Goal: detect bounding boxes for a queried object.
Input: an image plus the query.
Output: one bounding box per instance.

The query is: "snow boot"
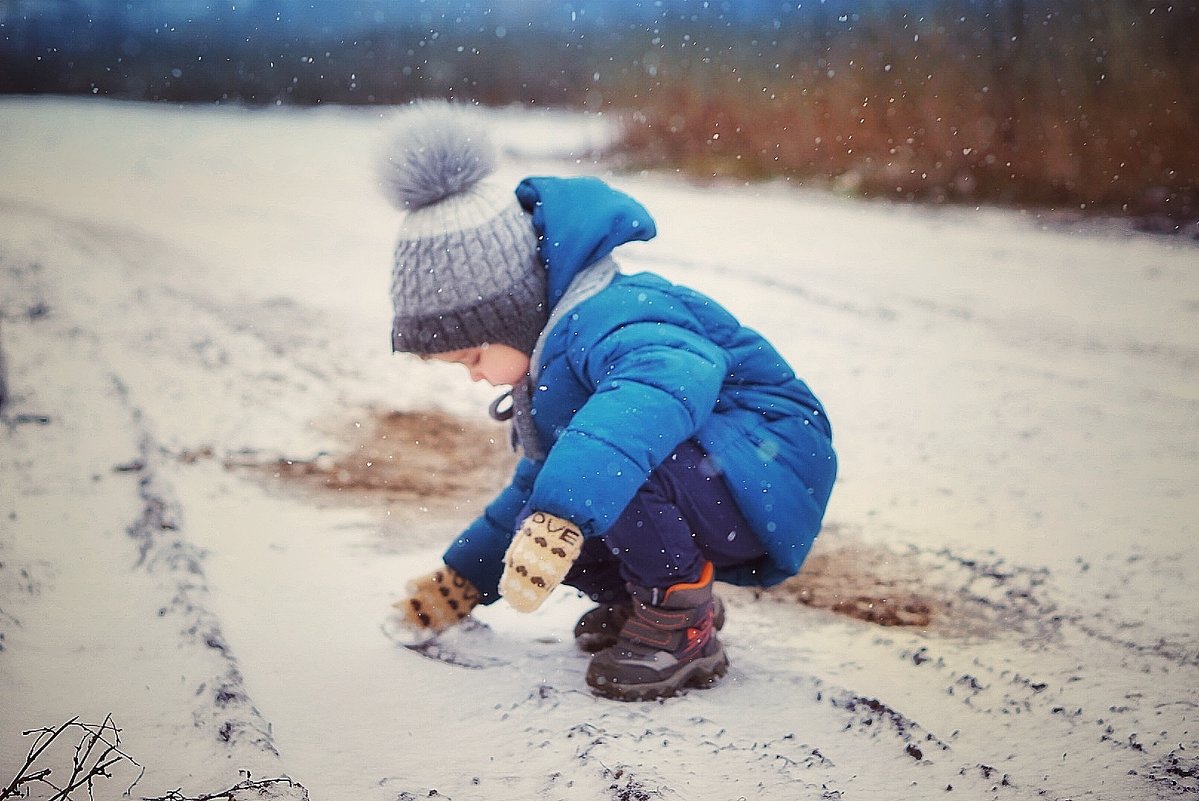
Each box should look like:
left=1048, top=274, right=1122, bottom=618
left=585, top=562, right=728, bottom=701
left=574, top=594, right=726, bottom=653
left=574, top=603, right=633, bottom=653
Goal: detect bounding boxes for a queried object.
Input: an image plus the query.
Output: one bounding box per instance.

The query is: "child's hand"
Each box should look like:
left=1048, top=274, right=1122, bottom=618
left=393, top=564, right=480, bottom=633
left=500, top=512, right=585, bottom=612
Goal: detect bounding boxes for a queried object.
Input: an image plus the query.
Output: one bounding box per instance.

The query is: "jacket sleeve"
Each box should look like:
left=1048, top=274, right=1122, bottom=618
left=442, top=456, right=541, bottom=604
left=528, top=317, right=730, bottom=537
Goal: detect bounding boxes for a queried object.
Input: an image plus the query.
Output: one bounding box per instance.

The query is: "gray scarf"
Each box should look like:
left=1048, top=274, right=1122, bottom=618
left=488, top=256, right=619, bottom=460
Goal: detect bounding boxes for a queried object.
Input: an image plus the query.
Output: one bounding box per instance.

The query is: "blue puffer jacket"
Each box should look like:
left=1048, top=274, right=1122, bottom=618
left=443, top=177, right=837, bottom=602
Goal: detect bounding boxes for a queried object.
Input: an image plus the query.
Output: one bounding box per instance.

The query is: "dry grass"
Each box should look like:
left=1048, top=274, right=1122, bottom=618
left=607, top=4, right=1199, bottom=222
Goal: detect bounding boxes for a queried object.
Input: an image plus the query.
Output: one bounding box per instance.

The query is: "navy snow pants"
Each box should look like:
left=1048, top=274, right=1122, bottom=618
left=563, top=440, right=767, bottom=600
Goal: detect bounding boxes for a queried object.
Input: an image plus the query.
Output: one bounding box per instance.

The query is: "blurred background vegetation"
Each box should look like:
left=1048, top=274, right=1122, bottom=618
left=2, top=0, right=1196, bottom=230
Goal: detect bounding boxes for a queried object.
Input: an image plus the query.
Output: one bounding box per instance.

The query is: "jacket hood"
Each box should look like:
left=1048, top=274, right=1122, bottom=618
left=515, top=176, right=657, bottom=308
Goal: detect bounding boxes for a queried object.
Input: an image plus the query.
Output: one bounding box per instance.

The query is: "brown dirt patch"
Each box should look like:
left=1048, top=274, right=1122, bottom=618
left=228, top=406, right=516, bottom=507
left=749, top=531, right=1059, bottom=637
left=764, top=536, right=941, bottom=628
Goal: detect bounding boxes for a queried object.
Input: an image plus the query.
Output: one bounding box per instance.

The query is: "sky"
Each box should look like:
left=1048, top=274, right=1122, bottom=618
left=3, top=0, right=850, bottom=37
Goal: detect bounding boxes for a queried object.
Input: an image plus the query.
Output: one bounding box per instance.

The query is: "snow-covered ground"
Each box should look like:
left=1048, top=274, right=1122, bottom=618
left=1, top=97, right=1196, bottom=800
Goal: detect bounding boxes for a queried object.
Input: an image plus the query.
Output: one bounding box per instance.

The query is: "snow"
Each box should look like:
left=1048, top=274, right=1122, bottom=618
left=2, top=97, right=1197, bottom=800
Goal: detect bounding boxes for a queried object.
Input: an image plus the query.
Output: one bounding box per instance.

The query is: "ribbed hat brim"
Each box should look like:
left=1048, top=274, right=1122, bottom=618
left=391, top=282, right=546, bottom=354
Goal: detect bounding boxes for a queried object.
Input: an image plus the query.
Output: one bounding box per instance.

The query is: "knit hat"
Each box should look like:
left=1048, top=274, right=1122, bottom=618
left=380, top=101, right=547, bottom=355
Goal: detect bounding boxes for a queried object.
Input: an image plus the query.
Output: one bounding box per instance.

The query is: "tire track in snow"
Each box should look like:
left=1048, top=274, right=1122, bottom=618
left=112, top=374, right=281, bottom=758
left=0, top=209, right=304, bottom=796
left=730, top=544, right=1199, bottom=799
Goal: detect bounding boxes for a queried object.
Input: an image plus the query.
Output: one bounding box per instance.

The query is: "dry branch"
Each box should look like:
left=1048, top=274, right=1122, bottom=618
left=0, top=715, right=144, bottom=801
left=142, top=775, right=308, bottom=801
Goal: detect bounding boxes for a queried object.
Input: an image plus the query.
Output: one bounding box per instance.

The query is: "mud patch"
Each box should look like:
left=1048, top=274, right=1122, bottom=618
left=774, top=536, right=940, bottom=627
left=753, top=531, right=1060, bottom=638
left=230, top=406, right=516, bottom=508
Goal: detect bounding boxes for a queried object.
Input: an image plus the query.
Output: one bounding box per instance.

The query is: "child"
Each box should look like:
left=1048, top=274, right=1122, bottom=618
left=386, top=102, right=836, bottom=701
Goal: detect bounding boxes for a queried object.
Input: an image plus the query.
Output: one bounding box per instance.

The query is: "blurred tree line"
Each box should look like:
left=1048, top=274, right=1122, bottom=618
left=615, top=0, right=1198, bottom=228
left=1, top=0, right=1195, bottom=227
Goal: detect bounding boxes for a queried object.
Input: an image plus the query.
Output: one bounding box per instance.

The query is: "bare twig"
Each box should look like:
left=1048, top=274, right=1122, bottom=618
left=142, top=775, right=307, bottom=801
left=1, top=715, right=144, bottom=801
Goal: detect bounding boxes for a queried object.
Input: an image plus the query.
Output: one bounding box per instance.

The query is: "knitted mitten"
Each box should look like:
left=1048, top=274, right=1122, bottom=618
left=394, top=564, right=480, bottom=633
left=500, top=512, right=585, bottom=612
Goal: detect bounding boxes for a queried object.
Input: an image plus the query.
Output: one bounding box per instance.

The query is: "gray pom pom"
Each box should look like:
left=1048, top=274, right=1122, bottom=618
left=379, top=100, right=497, bottom=211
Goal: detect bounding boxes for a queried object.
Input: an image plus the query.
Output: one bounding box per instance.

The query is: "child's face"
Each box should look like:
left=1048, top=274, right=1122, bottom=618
left=427, top=343, right=531, bottom=387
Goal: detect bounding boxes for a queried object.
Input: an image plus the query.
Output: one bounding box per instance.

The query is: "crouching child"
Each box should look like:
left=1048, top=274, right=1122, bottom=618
left=384, top=103, right=837, bottom=701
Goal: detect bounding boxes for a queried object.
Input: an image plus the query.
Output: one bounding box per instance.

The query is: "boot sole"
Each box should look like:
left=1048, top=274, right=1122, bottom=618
left=587, top=649, right=730, bottom=702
